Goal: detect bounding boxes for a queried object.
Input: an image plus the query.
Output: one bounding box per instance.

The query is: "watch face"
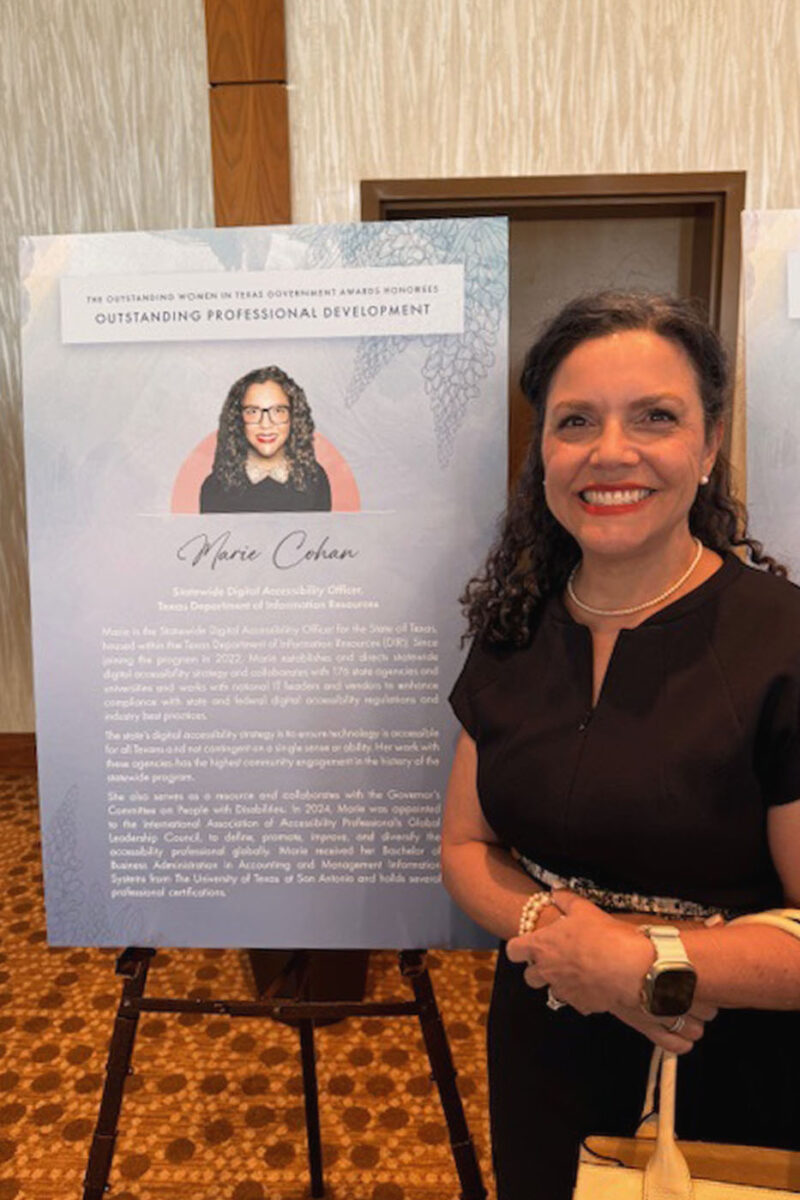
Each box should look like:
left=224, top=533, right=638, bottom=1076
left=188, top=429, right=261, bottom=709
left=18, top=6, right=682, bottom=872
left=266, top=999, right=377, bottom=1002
left=649, top=967, right=697, bottom=1017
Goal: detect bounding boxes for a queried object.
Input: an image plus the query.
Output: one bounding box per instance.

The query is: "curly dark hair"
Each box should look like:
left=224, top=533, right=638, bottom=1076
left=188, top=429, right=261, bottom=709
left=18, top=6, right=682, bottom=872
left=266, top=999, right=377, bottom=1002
left=210, top=365, right=321, bottom=492
left=463, top=291, right=785, bottom=646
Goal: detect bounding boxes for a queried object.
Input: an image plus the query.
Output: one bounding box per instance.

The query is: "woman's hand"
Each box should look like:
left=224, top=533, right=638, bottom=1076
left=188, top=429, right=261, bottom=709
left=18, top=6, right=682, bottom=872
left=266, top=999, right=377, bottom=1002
left=609, top=999, right=718, bottom=1054
left=507, top=890, right=653, bottom=1014
left=507, top=890, right=718, bottom=1048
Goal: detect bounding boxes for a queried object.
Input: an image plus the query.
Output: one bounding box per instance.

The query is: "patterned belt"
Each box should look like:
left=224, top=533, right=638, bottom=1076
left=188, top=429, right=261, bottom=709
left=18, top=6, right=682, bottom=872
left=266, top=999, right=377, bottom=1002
left=513, top=850, right=730, bottom=921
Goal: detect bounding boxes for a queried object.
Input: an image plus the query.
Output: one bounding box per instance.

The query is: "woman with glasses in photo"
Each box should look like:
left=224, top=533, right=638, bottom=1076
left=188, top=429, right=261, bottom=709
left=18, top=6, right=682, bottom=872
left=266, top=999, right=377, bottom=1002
left=200, top=365, right=332, bottom=513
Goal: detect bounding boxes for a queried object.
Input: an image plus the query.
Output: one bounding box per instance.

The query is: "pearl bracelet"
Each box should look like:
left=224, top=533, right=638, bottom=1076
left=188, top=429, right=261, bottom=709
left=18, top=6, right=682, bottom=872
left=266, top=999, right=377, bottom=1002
left=518, top=890, right=553, bottom=936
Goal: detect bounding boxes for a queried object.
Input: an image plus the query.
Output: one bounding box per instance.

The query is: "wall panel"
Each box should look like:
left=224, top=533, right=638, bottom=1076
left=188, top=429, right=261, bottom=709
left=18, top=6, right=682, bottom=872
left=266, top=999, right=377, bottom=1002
left=210, top=82, right=290, bottom=224
left=286, top=0, right=800, bottom=225
left=206, top=0, right=286, bottom=81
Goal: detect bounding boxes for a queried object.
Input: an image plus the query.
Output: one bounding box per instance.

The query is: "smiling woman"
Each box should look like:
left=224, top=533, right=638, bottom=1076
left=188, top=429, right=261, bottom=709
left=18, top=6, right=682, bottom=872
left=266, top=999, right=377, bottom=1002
left=441, top=293, right=800, bottom=1200
left=199, top=366, right=332, bottom=513
left=542, top=329, right=719, bottom=574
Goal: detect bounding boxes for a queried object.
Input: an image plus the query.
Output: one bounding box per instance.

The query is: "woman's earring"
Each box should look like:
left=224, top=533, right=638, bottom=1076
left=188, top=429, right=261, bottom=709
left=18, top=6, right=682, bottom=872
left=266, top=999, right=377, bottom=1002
left=700, top=474, right=710, bottom=486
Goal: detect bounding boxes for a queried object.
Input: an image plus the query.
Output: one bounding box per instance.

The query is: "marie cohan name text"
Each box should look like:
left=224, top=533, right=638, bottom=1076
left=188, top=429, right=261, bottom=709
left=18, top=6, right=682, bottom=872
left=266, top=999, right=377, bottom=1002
left=177, top=529, right=358, bottom=572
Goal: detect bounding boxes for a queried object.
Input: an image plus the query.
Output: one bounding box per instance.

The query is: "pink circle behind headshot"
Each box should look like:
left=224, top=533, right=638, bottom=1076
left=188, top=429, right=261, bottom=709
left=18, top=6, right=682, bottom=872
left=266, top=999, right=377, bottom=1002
left=171, top=433, right=361, bottom=513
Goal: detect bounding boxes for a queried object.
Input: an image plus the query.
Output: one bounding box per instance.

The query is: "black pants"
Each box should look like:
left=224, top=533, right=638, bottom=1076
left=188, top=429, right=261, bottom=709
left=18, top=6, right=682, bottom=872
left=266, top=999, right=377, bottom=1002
left=488, top=947, right=800, bottom=1200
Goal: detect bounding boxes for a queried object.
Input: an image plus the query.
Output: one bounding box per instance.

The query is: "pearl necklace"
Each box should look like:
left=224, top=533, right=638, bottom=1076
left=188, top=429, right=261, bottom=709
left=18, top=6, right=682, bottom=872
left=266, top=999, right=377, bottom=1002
left=566, top=537, right=704, bottom=617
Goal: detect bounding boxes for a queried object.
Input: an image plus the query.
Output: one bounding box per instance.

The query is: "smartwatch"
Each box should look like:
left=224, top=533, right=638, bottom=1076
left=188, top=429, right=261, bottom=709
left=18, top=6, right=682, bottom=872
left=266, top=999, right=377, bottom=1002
left=639, top=925, right=697, bottom=1017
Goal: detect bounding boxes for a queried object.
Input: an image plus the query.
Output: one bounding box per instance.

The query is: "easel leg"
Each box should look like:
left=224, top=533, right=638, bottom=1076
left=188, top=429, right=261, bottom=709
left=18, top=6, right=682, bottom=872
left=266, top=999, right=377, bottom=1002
left=299, top=1017, right=325, bottom=1198
left=400, top=951, right=487, bottom=1200
left=83, top=948, right=155, bottom=1200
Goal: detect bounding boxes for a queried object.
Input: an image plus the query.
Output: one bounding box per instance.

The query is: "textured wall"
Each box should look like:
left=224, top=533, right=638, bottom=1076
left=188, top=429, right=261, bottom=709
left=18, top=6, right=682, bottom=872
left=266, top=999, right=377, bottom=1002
left=0, top=0, right=213, bottom=731
left=286, top=0, right=800, bottom=223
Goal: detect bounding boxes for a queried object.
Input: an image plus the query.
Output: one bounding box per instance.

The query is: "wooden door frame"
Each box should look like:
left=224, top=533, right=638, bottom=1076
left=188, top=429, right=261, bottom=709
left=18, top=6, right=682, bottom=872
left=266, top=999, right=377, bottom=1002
left=362, top=171, right=745, bottom=363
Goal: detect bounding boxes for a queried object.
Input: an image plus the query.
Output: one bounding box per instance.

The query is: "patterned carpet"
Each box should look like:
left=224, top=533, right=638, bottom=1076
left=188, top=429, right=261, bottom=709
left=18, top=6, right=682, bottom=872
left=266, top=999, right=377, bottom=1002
left=0, top=771, right=496, bottom=1200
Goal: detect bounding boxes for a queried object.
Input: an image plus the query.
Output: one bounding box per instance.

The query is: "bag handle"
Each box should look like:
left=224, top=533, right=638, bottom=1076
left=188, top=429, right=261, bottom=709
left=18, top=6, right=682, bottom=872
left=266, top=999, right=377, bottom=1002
left=641, top=1050, right=693, bottom=1200
left=635, top=1045, right=662, bottom=1139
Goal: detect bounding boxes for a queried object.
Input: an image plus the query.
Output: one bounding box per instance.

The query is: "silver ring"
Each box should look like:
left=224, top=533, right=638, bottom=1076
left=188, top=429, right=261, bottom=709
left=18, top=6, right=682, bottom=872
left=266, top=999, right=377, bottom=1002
left=667, top=1014, right=686, bottom=1033
left=546, top=987, right=567, bottom=1011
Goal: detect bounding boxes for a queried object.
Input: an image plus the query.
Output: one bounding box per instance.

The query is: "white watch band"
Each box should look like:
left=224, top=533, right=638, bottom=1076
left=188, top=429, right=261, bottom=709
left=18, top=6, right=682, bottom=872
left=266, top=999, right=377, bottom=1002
left=640, top=925, right=692, bottom=967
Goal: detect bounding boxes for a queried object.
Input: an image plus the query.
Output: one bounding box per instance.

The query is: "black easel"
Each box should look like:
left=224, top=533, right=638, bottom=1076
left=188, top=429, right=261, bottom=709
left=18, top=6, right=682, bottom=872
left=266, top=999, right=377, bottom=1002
left=82, top=947, right=487, bottom=1200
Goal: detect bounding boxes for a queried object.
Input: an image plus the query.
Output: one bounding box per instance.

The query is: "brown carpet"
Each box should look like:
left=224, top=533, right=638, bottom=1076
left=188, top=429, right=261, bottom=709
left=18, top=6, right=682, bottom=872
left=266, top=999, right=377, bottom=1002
left=0, top=771, right=495, bottom=1199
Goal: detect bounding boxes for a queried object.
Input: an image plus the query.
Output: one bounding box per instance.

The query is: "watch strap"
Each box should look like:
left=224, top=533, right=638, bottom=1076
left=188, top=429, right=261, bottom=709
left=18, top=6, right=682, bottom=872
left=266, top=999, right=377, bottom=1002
left=640, top=925, right=692, bottom=967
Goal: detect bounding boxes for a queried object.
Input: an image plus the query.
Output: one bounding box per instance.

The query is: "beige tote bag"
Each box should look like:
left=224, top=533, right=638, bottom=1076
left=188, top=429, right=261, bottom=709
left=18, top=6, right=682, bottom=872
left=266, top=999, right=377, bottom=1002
left=574, top=1048, right=797, bottom=1198
left=574, top=911, right=800, bottom=1199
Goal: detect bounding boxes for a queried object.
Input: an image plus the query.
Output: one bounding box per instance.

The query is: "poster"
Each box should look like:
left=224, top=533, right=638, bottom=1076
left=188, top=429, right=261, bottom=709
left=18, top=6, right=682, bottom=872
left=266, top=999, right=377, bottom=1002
left=21, top=218, right=508, bottom=948
left=742, top=210, right=800, bottom=578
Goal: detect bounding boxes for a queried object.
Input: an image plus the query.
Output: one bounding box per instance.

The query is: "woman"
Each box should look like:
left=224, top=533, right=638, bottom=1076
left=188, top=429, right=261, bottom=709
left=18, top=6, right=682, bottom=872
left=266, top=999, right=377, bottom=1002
left=441, top=293, right=800, bottom=1199
left=200, top=365, right=332, bottom=513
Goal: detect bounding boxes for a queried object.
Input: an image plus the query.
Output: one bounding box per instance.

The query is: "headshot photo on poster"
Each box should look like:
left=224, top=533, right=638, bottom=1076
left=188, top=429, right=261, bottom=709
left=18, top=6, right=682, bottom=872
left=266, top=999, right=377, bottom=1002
left=171, top=364, right=361, bottom=516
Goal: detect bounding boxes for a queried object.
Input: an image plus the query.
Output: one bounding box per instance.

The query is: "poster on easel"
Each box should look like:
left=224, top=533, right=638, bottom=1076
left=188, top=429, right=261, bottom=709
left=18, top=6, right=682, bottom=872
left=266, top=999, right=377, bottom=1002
left=21, top=218, right=508, bottom=949
left=742, top=210, right=800, bottom=578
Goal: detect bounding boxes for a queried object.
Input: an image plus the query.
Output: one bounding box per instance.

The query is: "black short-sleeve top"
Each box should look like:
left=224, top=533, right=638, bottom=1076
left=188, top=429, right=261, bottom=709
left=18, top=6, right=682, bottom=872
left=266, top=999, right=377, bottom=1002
left=449, top=555, right=800, bottom=914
